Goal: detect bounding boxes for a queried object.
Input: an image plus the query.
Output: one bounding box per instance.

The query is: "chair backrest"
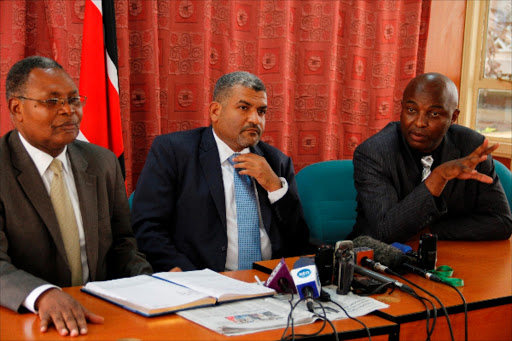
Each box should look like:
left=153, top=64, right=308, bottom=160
left=128, top=191, right=135, bottom=210
left=296, top=160, right=357, bottom=245
left=494, top=160, right=512, bottom=211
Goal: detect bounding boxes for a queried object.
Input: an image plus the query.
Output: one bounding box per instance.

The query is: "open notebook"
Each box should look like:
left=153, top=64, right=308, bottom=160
left=81, top=269, right=276, bottom=317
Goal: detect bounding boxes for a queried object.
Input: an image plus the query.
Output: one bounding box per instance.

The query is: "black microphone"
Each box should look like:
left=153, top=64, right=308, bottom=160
left=353, top=236, right=415, bottom=273
left=354, top=264, right=415, bottom=295
left=403, top=263, right=443, bottom=283
left=362, top=251, right=444, bottom=285
left=361, top=256, right=393, bottom=275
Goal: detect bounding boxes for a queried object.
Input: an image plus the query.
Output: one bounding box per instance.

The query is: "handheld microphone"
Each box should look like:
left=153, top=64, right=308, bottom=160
left=361, top=257, right=393, bottom=275
left=403, top=263, right=443, bottom=283
left=315, top=244, right=334, bottom=285
left=334, top=241, right=355, bottom=295
left=291, top=257, right=321, bottom=312
left=418, top=233, right=438, bottom=270
left=264, top=258, right=297, bottom=294
left=354, top=264, right=415, bottom=295
left=361, top=245, right=444, bottom=285
left=353, top=236, right=415, bottom=273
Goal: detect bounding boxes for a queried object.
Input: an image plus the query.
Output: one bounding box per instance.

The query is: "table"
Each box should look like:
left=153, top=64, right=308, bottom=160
left=0, top=269, right=397, bottom=340
left=254, top=238, right=512, bottom=341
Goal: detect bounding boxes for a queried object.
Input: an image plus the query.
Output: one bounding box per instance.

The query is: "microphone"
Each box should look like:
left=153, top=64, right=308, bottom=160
left=264, top=258, right=297, bottom=294
left=359, top=241, right=444, bottom=285
left=403, top=263, right=443, bottom=283
left=315, top=244, right=334, bottom=285
left=353, top=236, right=415, bottom=273
left=361, top=256, right=393, bottom=275
left=291, top=257, right=321, bottom=312
left=354, top=264, right=415, bottom=295
left=391, top=242, right=418, bottom=258
left=334, top=240, right=355, bottom=295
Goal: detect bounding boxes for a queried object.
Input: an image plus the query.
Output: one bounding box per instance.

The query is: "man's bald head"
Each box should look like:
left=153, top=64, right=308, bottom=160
left=403, top=73, right=459, bottom=110
left=400, top=73, right=460, bottom=153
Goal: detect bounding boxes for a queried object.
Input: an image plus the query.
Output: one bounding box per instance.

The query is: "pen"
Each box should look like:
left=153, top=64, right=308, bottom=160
left=254, top=275, right=264, bottom=286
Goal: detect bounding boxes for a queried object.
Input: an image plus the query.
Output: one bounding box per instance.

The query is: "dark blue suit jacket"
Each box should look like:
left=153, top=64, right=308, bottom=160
left=132, top=126, right=310, bottom=271
left=349, top=122, right=512, bottom=243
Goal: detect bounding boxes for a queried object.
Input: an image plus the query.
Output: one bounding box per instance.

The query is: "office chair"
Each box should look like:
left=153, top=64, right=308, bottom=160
left=494, top=160, right=512, bottom=211
left=128, top=191, right=135, bottom=210
left=296, top=160, right=357, bottom=245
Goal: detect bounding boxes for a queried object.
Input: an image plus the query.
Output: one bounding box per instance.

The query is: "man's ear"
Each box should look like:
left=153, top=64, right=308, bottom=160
left=451, top=109, right=460, bottom=123
left=8, top=97, right=23, bottom=122
left=209, top=101, right=221, bottom=123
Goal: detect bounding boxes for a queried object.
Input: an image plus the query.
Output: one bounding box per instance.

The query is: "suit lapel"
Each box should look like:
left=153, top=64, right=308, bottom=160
left=8, top=132, right=69, bottom=266
left=250, top=144, right=272, bottom=233
left=67, top=143, right=99, bottom=280
left=199, top=127, right=227, bottom=229
left=401, top=140, right=422, bottom=195
left=394, top=124, right=422, bottom=196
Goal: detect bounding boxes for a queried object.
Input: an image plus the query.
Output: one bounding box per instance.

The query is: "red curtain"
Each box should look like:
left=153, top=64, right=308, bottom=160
left=0, top=0, right=431, bottom=193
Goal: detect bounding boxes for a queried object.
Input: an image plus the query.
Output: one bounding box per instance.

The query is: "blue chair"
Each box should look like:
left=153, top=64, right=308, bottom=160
left=128, top=191, right=135, bottom=210
left=494, top=160, right=512, bottom=211
left=296, top=160, right=357, bottom=245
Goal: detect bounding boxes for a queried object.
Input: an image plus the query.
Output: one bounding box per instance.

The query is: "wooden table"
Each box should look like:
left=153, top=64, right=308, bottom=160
left=254, top=238, right=512, bottom=341
left=0, top=269, right=397, bottom=340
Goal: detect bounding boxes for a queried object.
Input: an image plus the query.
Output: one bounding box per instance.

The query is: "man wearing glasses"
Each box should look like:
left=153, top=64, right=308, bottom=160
left=0, top=56, right=152, bottom=336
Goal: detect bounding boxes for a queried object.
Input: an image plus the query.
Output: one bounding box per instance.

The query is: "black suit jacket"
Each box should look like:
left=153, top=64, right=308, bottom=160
left=132, top=126, right=310, bottom=271
left=0, top=130, right=152, bottom=312
left=349, top=122, right=512, bottom=243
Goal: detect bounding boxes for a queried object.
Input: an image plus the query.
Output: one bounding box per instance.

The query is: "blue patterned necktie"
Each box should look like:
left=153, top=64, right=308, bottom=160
left=228, top=153, right=261, bottom=270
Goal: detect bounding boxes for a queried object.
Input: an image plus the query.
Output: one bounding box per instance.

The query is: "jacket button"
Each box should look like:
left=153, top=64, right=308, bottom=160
left=221, top=246, right=226, bottom=252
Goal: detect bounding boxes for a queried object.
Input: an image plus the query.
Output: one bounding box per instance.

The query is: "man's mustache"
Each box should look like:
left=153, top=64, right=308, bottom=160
left=241, top=124, right=262, bottom=135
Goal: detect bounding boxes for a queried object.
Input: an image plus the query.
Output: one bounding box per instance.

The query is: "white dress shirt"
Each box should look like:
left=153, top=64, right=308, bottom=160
left=18, top=133, right=89, bottom=312
left=212, top=130, right=288, bottom=271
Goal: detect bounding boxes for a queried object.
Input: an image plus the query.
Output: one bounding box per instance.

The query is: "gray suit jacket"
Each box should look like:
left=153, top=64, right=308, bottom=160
left=0, top=130, right=152, bottom=312
left=348, top=122, right=512, bottom=243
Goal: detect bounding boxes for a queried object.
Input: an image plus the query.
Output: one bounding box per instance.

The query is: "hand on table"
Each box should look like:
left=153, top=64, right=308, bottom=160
left=35, top=288, right=104, bottom=336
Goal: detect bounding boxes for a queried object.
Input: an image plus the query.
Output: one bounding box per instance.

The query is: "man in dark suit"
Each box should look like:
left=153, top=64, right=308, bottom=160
left=132, top=71, right=310, bottom=272
left=349, top=73, right=512, bottom=243
left=0, top=56, right=152, bottom=336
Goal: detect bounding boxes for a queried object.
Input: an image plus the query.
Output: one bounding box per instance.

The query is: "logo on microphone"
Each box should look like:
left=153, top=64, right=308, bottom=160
left=297, top=269, right=311, bottom=278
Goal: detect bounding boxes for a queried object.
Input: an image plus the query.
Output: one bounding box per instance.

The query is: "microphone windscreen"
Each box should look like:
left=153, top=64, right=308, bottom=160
left=352, top=236, right=413, bottom=272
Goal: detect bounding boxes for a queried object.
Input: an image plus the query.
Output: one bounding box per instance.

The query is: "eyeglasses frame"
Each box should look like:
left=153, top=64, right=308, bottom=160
left=15, top=95, right=88, bottom=109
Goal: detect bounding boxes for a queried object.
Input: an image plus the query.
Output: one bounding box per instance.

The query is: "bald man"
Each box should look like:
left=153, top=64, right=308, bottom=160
left=348, top=73, right=512, bottom=243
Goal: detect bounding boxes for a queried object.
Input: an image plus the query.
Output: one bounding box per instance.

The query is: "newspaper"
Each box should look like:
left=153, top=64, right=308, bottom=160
left=178, top=286, right=388, bottom=336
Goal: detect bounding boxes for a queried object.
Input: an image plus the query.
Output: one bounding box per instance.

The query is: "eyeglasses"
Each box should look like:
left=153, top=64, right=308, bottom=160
left=16, top=95, right=87, bottom=109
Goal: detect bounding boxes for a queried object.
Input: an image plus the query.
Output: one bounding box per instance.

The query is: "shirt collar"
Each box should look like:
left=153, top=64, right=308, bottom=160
left=212, top=129, right=250, bottom=164
left=18, top=131, right=70, bottom=177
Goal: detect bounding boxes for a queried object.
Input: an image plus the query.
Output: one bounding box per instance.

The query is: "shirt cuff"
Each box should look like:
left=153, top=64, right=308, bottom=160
left=268, top=177, right=288, bottom=204
left=23, top=285, right=60, bottom=313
